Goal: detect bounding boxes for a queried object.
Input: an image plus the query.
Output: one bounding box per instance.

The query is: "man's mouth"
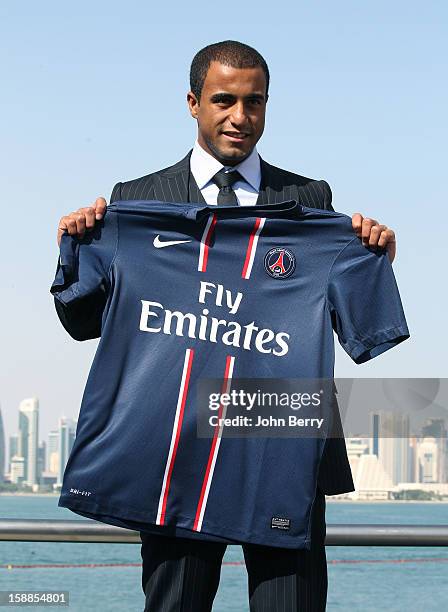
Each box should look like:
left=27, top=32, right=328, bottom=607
left=221, top=131, right=251, bottom=142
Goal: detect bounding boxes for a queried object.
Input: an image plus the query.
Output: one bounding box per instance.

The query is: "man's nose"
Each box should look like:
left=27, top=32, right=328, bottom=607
left=229, top=102, right=248, bottom=126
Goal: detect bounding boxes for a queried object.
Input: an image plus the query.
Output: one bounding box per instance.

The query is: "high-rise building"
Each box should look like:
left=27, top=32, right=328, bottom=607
left=47, top=430, right=59, bottom=475
left=10, top=456, right=25, bottom=484
left=8, top=434, right=19, bottom=474
left=421, top=419, right=447, bottom=483
left=18, top=398, right=39, bottom=487
left=57, top=417, right=76, bottom=486
left=0, top=406, right=5, bottom=482
left=370, top=411, right=411, bottom=485
left=416, top=437, right=439, bottom=483
left=37, top=441, right=46, bottom=482
left=408, top=436, right=418, bottom=482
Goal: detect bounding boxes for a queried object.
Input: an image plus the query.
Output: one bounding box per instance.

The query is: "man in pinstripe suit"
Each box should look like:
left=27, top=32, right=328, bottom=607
left=56, top=41, right=397, bottom=611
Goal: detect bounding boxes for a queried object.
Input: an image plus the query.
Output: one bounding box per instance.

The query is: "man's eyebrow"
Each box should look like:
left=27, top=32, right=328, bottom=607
left=210, top=92, right=236, bottom=103
left=245, top=93, right=265, bottom=100
left=210, top=92, right=266, bottom=103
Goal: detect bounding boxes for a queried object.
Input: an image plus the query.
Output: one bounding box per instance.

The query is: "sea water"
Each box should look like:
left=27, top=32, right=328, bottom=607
left=0, top=495, right=447, bottom=611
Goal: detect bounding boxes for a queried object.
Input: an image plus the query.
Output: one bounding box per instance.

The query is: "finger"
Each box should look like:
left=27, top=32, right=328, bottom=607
left=351, top=213, right=363, bottom=235
left=73, top=212, right=87, bottom=236
left=377, top=228, right=396, bottom=249
left=77, top=206, right=96, bottom=230
left=368, top=224, right=388, bottom=247
left=361, top=218, right=378, bottom=242
left=57, top=215, right=78, bottom=246
left=60, top=215, right=79, bottom=236
left=57, top=215, right=75, bottom=245
left=387, top=240, right=396, bottom=264
left=93, top=197, right=107, bottom=220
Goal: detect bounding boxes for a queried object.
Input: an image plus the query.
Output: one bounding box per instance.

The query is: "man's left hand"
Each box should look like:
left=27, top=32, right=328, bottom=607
left=351, top=213, right=396, bottom=264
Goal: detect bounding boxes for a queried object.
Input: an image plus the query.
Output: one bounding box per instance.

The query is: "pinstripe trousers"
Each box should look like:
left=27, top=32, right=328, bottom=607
left=140, top=488, right=327, bottom=611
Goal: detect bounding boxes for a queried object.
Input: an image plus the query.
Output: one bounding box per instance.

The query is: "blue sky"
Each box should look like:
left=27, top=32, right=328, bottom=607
left=0, top=1, right=446, bottom=444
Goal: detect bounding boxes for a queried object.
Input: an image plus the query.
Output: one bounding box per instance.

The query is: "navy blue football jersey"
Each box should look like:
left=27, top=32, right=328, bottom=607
left=50, top=200, right=409, bottom=549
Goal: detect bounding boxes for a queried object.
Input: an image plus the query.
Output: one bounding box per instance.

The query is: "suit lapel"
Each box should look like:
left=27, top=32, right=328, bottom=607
left=155, top=150, right=207, bottom=204
left=256, top=158, right=289, bottom=205
left=188, top=172, right=207, bottom=204
left=153, top=153, right=190, bottom=203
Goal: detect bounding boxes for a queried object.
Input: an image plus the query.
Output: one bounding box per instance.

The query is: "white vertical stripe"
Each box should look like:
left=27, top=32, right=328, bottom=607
left=195, top=355, right=235, bottom=531
left=156, top=348, right=192, bottom=524
left=244, top=217, right=266, bottom=279
left=198, top=214, right=215, bottom=271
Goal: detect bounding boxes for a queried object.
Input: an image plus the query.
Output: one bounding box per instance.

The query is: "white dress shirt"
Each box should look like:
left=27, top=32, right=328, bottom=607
left=190, top=140, right=261, bottom=206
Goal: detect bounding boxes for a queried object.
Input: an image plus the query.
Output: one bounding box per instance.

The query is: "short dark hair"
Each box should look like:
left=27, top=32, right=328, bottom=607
left=190, top=40, right=270, bottom=101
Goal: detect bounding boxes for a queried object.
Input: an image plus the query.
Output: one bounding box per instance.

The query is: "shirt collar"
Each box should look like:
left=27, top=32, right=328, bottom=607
left=190, top=140, right=261, bottom=191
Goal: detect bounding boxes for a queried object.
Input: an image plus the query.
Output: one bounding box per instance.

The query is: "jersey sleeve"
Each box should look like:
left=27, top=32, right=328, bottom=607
left=50, top=208, right=118, bottom=341
left=326, top=237, right=410, bottom=364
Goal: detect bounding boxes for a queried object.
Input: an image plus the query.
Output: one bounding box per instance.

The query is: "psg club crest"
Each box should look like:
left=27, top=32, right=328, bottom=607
left=264, top=247, right=296, bottom=279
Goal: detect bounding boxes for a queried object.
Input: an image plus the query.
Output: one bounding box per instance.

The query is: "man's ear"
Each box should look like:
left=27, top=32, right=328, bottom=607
left=187, top=91, right=199, bottom=119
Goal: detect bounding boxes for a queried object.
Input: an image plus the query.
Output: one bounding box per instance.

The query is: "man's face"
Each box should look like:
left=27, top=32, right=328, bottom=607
left=187, top=61, right=268, bottom=166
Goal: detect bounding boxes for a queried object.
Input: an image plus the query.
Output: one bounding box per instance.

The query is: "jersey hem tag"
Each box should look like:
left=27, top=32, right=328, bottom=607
left=271, top=516, right=291, bottom=530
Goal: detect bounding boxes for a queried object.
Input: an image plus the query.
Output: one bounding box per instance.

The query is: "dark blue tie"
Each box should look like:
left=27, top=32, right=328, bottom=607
left=211, top=168, right=243, bottom=206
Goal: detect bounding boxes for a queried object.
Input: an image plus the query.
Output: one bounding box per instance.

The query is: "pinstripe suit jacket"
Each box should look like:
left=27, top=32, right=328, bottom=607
left=110, top=151, right=333, bottom=209
left=109, top=150, right=355, bottom=496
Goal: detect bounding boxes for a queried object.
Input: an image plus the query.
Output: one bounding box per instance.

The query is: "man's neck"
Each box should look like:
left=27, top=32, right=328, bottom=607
left=191, top=140, right=261, bottom=192
left=196, top=139, right=256, bottom=167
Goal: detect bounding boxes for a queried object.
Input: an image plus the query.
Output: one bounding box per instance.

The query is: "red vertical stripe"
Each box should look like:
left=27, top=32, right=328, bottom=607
left=242, top=217, right=262, bottom=278
left=193, top=355, right=233, bottom=530
left=158, top=348, right=194, bottom=525
left=201, top=214, right=217, bottom=272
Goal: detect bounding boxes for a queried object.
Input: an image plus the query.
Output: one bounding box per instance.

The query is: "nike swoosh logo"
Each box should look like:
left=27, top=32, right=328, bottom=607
left=153, top=235, right=192, bottom=248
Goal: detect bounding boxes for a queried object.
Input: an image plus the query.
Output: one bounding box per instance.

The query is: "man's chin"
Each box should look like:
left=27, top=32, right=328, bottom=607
left=209, top=142, right=253, bottom=165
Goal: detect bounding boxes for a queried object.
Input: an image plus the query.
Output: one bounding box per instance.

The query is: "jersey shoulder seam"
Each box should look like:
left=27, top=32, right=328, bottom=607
left=106, top=205, right=120, bottom=279
left=324, top=235, right=360, bottom=309
left=300, top=204, right=350, bottom=219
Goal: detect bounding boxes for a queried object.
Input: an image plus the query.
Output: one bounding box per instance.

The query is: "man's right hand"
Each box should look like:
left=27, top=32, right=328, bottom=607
left=57, top=197, right=108, bottom=246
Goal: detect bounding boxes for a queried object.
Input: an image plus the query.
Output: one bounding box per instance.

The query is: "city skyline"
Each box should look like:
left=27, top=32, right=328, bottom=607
left=1, top=400, right=446, bottom=499
left=1, top=401, right=77, bottom=491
